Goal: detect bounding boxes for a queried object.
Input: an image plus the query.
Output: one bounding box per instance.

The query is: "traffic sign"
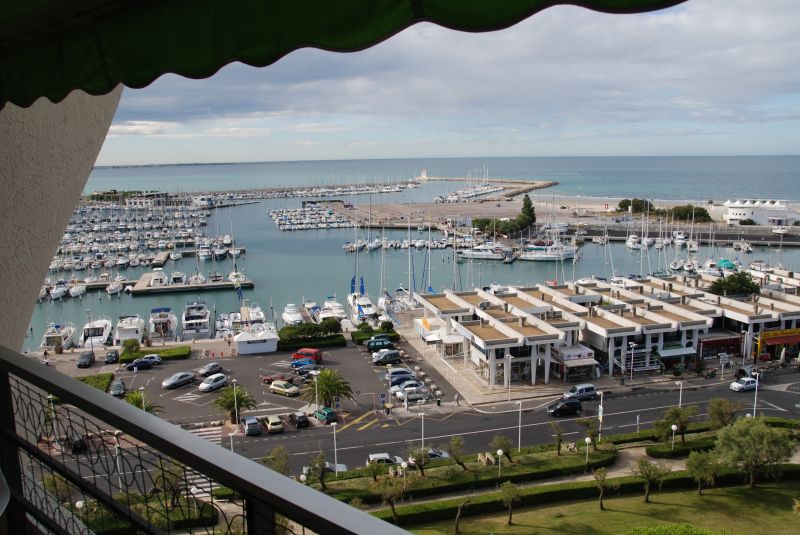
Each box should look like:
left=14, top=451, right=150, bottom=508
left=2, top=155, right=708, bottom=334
left=335, top=396, right=340, bottom=402
left=380, top=393, right=386, bottom=399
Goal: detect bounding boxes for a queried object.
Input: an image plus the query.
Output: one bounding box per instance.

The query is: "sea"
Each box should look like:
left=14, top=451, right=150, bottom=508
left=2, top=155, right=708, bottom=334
left=24, top=156, right=800, bottom=351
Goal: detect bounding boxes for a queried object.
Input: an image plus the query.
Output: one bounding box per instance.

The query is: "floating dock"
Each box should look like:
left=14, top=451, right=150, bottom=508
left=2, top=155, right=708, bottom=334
left=129, top=272, right=254, bottom=296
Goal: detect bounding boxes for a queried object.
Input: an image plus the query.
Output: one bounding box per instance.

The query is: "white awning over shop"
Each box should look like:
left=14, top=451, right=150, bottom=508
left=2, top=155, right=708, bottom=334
left=423, top=332, right=442, bottom=343
left=659, top=347, right=697, bottom=358
left=564, top=358, right=599, bottom=368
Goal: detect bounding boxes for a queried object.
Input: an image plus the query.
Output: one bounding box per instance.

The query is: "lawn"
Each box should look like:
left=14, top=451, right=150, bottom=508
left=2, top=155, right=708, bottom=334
left=408, top=482, right=800, bottom=535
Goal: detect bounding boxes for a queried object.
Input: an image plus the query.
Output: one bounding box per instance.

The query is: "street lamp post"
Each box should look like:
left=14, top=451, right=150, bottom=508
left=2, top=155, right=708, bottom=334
left=138, top=386, right=145, bottom=411
left=676, top=381, right=683, bottom=408
left=753, top=372, right=760, bottom=417
left=189, top=486, right=200, bottom=517
left=629, top=342, right=636, bottom=384
left=584, top=437, right=592, bottom=471
left=497, top=449, right=503, bottom=477
left=400, top=461, right=408, bottom=491
left=598, top=391, right=604, bottom=441
left=420, top=413, right=425, bottom=449
left=671, top=424, right=678, bottom=450
left=86, top=309, right=94, bottom=352
left=231, top=378, right=239, bottom=428
left=331, top=422, right=338, bottom=477
left=314, top=377, right=319, bottom=410
left=46, top=394, right=56, bottom=439
left=517, top=401, right=522, bottom=452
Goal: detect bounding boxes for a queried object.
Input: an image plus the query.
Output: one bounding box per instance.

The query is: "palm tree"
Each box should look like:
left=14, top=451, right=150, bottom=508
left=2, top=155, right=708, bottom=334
left=212, top=385, right=257, bottom=422
left=300, top=369, right=353, bottom=408
left=124, top=390, right=162, bottom=414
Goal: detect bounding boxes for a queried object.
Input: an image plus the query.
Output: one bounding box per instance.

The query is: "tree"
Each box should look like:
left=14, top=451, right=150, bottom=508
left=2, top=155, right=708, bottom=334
left=372, top=475, right=405, bottom=525
left=708, top=398, right=743, bottom=430
left=122, top=338, right=140, bottom=354
left=445, top=436, right=468, bottom=471
left=686, top=450, right=721, bottom=495
left=407, top=446, right=430, bottom=477
left=576, top=418, right=599, bottom=450
left=521, top=194, right=536, bottom=226
left=715, top=417, right=793, bottom=488
left=153, top=460, right=186, bottom=511
left=124, top=390, right=162, bottom=414
left=661, top=405, right=699, bottom=446
left=212, top=385, right=257, bottom=422
left=261, top=445, right=290, bottom=476
left=669, top=204, right=712, bottom=223
left=709, top=271, right=760, bottom=297
left=308, top=452, right=328, bottom=491
left=632, top=459, right=671, bottom=503
left=500, top=481, right=521, bottom=525
left=454, top=495, right=473, bottom=534
left=593, top=467, right=618, bottom=510
left=550, top=422, right=563, bottom=457
left=300, top=368, right=353, bottom=408
left=489, top=435, right=514, bottom=463
left=365, top=460, right=383, bottom=482
left=618, top=198, right=654, bottom=213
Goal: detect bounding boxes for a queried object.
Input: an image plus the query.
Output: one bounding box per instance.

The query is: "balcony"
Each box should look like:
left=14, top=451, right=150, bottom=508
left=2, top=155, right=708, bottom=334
left=0, top=344, right=406, bottom=534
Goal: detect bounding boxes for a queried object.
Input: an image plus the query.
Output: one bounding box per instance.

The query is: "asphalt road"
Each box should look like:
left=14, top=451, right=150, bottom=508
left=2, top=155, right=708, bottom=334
left=226, top=369, right=800, bottom=474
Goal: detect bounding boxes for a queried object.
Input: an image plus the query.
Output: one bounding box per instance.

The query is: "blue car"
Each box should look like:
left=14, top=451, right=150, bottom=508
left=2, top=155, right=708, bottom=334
left=291, top=358, right=315, bottom=368
left=126, top=358, right=153, bottom=371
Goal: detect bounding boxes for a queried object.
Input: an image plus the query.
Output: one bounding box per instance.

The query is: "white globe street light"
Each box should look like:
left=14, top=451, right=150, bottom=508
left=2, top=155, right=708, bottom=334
left=400, top=461, right=408, bottom=490
left=138, top=386, right=145, bottom=411
left=299, top=474, right=307, bottom=484
left=497, top=449, right=503, bottom=477
left=584, top=436, right=592, bottom=470
left=671, top=424, right=678, bottom=450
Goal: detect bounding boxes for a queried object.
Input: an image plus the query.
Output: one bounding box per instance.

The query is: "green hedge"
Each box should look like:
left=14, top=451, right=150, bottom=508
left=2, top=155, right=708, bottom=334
left=277, top=334, right=347, bottom=351
left=602, top=422, right=712, bottom=445
left=328, top=449, right=616, bottom=504
left=373, top=464, right=800, bottom=526
left=211, top=486, right=239, bottom=500
left=76, top=372, right=115, bottom=393
left=646, top=437, right=716, bottom=458
left=351, top=330, right=401, bottom=345
left=120, top=345, right=192, bottom=363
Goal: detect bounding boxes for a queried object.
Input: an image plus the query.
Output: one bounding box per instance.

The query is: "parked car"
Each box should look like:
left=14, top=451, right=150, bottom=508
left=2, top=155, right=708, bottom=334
left=730, top=377, right=758, bottom=392
left=161, top=371, right=195, bottom=389
left=126, top=358, right=152, bottom=371
left=292, top=348, right=322, bottom=362
left=389, top=374, right=418, bottom=388
left=198, top=373, right=227, bottom=392
left=390, top=379, right=424, bottom=394
left=104, top=349, right=119, bottom=364
left=547, top=398, right=583, bottom=417
left=198, top=362, right=223, bottom=377
left=241, top=416, right=262, bottom=436
left=395, top=387, right=430, bottom=402
left=291, top=358, right=316, bottom=369
left=269, top=380, right=300, bottom=397
left=261, top=372, right=295, bottom=384
left=313, top=407, right=337, bottom=424
left=295, top=364, right=324, bottom=378
left=366, top=453, right=404, bottom=466
left=562, top=383, right=598, bottom=401
left=141, top=353, right=162, bottom=365
left=366, top=338, right=395, bottom=352
left=368, top=334, right=393, bottom=342
left=77, top=351, right=95, bottom=368
left=372, top=349, right=402, bottom=366
left=109, top=377, right=126, bottom=397
left=63, top=434, right=89, bottom=454
left=288, top=412, right=309, bottom=428
left=385, top=368, right=415, bottom=381
left=265, top=415, right=283, bottom=433
left=302, top=462, right=348, bottom=475
left=408, top=447, right=450, bottom=466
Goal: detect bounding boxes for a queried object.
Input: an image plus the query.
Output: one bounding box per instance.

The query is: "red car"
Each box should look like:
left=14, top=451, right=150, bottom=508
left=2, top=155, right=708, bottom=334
left=261, top=373, right=296, bottom=384
left=292, top=348, right=322, bottom=363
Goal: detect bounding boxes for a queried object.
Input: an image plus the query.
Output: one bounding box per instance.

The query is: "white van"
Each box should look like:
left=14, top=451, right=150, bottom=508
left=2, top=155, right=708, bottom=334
left=562, top=383, right=598, bottom=401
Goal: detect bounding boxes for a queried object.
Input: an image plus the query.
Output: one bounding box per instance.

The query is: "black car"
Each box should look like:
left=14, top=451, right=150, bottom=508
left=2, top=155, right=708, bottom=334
left=105, top=349, right=119, bottom=364
left=198, top=362, right=223, bottom=377
left=295, top=364, right=323, bottom=377
left=64, top=434, right=88, bottom=454
left=77, top=351, right=95, bottom=368
left=109, top=378, right=126, bottom=397
left=288, top=412, right=309, bottom=428
left=547, top=398, right=583, bottom=417
left=126, top=358, right=153, bottom=371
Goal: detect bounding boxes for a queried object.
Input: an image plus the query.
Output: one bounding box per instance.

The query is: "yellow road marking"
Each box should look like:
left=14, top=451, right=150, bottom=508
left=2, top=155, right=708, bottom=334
left=357, top=418, right=379, bottom=431
left=381, top=424, right=390, bottom=428
left=336, top=411, right=372, bottom=432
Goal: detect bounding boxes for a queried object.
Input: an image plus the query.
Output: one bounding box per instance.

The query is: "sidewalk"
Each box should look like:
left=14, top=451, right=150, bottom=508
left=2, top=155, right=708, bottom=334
left=395, top=320, right=739, bottom=414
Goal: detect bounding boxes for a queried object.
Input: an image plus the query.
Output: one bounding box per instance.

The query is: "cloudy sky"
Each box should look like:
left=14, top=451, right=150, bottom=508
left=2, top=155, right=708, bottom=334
left=97, top=0, right=800, bottom=166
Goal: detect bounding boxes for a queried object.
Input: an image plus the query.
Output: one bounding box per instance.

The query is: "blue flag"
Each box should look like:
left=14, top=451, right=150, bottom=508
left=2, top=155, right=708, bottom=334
left=236, top=286, right=243, bottom=302
left=350, top=276, right=356, bottom=294
left=359, top=276, right=365, bottom=295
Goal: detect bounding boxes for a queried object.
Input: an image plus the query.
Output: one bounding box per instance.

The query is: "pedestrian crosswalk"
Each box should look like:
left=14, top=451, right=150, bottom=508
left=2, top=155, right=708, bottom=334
left=184, top=426, right=223, bottom=497
left=187, top=426, right=222, bottom=445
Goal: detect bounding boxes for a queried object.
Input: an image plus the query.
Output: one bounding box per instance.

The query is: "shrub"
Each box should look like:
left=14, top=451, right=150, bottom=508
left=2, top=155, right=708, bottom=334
left=76, top=372, right=115, bottom=393
left=351, top=330, right=400, bottom=345
left=276, top=334, right=347, bottom=351
left=119, top=345, right=192, bottom=363
left=646, top=437, right=716, bottom=459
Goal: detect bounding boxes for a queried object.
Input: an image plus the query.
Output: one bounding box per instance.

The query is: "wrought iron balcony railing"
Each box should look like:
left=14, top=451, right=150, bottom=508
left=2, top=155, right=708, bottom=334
left=0, top=344, right=408, bottom=534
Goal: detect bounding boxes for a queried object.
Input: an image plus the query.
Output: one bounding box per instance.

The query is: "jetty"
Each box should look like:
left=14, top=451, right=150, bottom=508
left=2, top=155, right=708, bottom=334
left=129, top=272, right=254, bottom=296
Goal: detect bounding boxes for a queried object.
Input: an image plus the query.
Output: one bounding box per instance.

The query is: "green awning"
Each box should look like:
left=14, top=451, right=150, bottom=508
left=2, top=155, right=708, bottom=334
left=0, top=0, right=686, bottom=109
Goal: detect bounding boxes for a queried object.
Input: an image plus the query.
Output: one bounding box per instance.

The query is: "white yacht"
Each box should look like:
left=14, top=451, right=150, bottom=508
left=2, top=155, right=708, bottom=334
left=149, top=307, right=178, bottom=342
left=188, top=270, right=206, bottom=285
left=79, top=318, right=112, bottom=348
left=248, top=302, right=266, bottom=323
left=625, top=234, right=641, bottom=250
left=519, top=242, right=576, bottom=262
left=40, top=323, right=76, bottom=351
left=113, top=315, right=146, bottom=346
left=68, top=283, right=87, bottom=298
left=149, top=267, right=168, bottom=287
left=170, top=271, right=187, bottom=285
left=347, top=293, right=379, bottom=326
left=457, top=243, right=506, bottom=260
left=196, top=243, right=212, bottom=262
left=281, top=303, right=304, bottom=326
left=228, top=270, right=246, bottom=283
left=106, top=281, right=123, bottom=295
left=316, top=296, right=347, bottom=323
left=169, top=251, right=182, bottom=261
left=182, top=301, right=213, bottom=340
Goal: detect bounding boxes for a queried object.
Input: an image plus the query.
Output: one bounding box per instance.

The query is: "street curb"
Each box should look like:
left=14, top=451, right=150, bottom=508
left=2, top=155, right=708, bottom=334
left=180, top=421, right=224, bottom=430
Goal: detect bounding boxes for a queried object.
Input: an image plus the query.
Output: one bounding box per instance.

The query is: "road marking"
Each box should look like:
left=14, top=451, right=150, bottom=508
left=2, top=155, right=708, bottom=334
left=756, top=399, right=788, bottom=412
left=381, top=424, right=390, bottom=428
left=357, top=418, right=379, bottom=431
left=337, top=411, right=373, bottom=432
